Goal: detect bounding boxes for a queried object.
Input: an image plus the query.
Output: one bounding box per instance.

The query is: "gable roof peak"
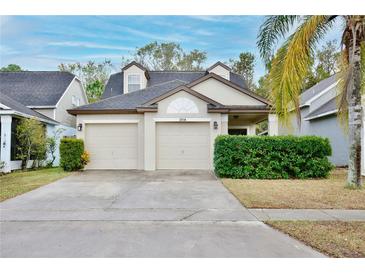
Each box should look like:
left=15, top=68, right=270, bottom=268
left=206, top=61, right=231, bottom=72
left=122, top=61, right=148, bottom=72
left=122, top=61, right=150, bottom=79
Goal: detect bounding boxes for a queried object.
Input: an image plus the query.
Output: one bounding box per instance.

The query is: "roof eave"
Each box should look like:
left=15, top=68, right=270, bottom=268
left=0, top=110, right=59, bottom=125
left=304, top=109, right=338, bottom=121
left=208, top=107, right=273, bottom=114
left=67, top=109, right=139, bottom=115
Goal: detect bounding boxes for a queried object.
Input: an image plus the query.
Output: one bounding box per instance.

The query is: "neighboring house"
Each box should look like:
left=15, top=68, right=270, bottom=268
left=0, top=71, right=88, bottom=172
left=278, top=74, right=365, bottom=175
left=69, top=61, right=277, bottom=171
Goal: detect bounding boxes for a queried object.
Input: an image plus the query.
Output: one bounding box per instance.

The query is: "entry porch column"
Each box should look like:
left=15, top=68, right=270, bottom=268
left=268, top=113, right=279, bottom=136
left=0, top=115, right=12, bottom=173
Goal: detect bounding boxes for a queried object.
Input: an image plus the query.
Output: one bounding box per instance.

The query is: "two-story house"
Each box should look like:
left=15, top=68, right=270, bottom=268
left=0, top=71, right=88, bottom=172
left=69, top=61, right=278, bottom=171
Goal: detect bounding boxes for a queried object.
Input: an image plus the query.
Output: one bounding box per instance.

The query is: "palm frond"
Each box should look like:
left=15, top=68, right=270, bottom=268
left=268, top=15, right=334, bottom=126
left=257, top=16, right=301, bottom=66
left=337, top=48, right=351, bottom=130
left=361, top=41, right=365, bottom=94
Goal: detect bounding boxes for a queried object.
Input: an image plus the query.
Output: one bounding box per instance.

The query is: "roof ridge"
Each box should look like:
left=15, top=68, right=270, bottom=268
left=74, top=79, right=187, bottom=109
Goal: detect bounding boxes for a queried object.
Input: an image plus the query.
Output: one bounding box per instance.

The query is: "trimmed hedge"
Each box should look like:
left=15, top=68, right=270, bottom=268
left=60, top=138, right=85, bottom=171
left=214, top=135, right=333, bottom=179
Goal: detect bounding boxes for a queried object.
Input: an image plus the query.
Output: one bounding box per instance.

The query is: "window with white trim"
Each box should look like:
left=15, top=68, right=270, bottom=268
left=128, top=74, right=141, bottom=92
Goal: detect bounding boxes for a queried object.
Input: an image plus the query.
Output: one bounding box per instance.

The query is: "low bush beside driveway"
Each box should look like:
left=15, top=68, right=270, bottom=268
left=214, top=135, right=333, bottom=179
left=60, top=138, right=87, bottom=171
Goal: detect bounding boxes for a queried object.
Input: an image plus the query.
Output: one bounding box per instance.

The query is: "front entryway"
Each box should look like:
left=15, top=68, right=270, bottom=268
left=156, top=122, right=210, bottom=169
left=85, top=123, right=138, bottom=169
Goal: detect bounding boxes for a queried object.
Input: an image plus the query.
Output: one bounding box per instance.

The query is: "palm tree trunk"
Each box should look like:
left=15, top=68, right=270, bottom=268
left=347, top=41, right=363, bottom=188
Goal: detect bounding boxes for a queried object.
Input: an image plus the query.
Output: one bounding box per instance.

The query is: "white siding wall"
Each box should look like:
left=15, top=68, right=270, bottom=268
left=55, top=79, right=87, bottom=127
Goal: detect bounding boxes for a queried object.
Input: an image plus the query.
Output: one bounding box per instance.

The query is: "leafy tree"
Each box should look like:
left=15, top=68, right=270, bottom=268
left=255, top=73, right=271, bottom=98
left=257, top=15, right=365, bottom=188
left=85, top=79, right=105, bottom=103
left=123, top=42, right=207, bottom=71
left=0, top=64, right=23, bottom=72
left=303, top=40, right=341, bottom=89
left=59, top=60, right=112, bottom=102
left=229, top=52, right=256, bottom=91
left=16, top=118, right=47, bottom=170
left=46, top=137, right=57, bottom=167
left=46, top=128, right=64, bottom=167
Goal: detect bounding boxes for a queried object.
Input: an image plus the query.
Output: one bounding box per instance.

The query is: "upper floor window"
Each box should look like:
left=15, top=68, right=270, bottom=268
left=128, top=74, right=141, bottom=92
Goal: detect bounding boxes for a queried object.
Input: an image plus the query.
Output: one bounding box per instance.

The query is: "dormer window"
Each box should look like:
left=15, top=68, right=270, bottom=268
left=128, top=74, right=141, bottom=92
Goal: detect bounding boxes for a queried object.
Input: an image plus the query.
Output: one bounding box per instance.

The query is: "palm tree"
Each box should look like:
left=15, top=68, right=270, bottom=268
left=257, top=16, right=364, bottom=188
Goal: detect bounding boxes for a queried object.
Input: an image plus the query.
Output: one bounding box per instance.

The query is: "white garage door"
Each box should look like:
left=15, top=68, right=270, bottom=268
left=85, top=123, right=138, bottom=169
left=156, top=122, right=210, bottom=169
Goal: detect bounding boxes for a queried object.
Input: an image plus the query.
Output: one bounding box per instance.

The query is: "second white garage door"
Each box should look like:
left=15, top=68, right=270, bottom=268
left=85, top=123, right=138, bottom=169
left=156, top=122, right=210, bottom=169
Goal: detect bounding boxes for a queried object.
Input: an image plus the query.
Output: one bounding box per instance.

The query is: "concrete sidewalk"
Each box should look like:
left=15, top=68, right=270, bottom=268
left=249, top=209, right=365, bottom=221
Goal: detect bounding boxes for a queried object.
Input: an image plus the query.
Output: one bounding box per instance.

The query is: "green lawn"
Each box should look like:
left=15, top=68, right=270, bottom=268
left=222, top=169, right=365, bottom=209
left=0, top=168, right=70, bottom=202
left=267, top=221, right=365, bottom=258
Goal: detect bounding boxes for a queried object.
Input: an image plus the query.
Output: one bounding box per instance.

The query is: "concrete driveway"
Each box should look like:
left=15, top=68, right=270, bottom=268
left=0, top=170, right=324, bottom=257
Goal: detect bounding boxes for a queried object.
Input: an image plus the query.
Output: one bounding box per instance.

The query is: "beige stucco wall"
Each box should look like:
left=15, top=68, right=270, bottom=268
left=75, top=81, right=269, bottom=170
left=56, top=79, right=87, bottom=127
left=144, top=90, right=223, bottom=170
left=208, top=66, right=230, bottom=80
left=123, top=65, right=148, bottom=93
left=192, top=78, right=266, bottom=106
left=76, top=114, right=145, bottom=169
left=32, top=108, right=55, bottom=120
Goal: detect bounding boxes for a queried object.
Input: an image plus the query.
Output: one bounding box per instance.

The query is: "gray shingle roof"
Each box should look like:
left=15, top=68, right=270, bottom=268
left=305, top=97, right=337, bottom=120
left=300, top=74, right=338, bottom=105
left=0, top=92, right=58, bottom=124
left=0, top=71, right=75, bottom=106
left=101, top=72, right=123, bottom=99
left=74, top=80, right=187, bottom=111
left=101, top=70, right=249, bottom=99
left=229, top=72, right=249, bottom=90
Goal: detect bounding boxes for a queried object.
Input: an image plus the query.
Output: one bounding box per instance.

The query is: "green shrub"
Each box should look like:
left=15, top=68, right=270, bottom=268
left=214, top=135, right=333, bottom=179
left=60, top=138, right=85, bottom=171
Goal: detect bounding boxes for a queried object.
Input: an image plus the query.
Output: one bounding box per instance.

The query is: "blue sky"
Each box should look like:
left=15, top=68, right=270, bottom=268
left=0, top=16, right=342, bottom=81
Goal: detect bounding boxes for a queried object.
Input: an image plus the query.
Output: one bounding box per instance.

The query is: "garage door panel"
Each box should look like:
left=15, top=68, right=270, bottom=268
left=85, top=123, right=138, bottom=169
left=156, top=122, right=210, bottom=169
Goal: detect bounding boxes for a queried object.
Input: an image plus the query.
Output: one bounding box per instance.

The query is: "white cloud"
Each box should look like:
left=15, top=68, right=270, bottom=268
left=47, top=41, right=134, bottom=51
left=120, top=26, right=189, bottom=42
left=0, top=45, right=19, bottom=55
